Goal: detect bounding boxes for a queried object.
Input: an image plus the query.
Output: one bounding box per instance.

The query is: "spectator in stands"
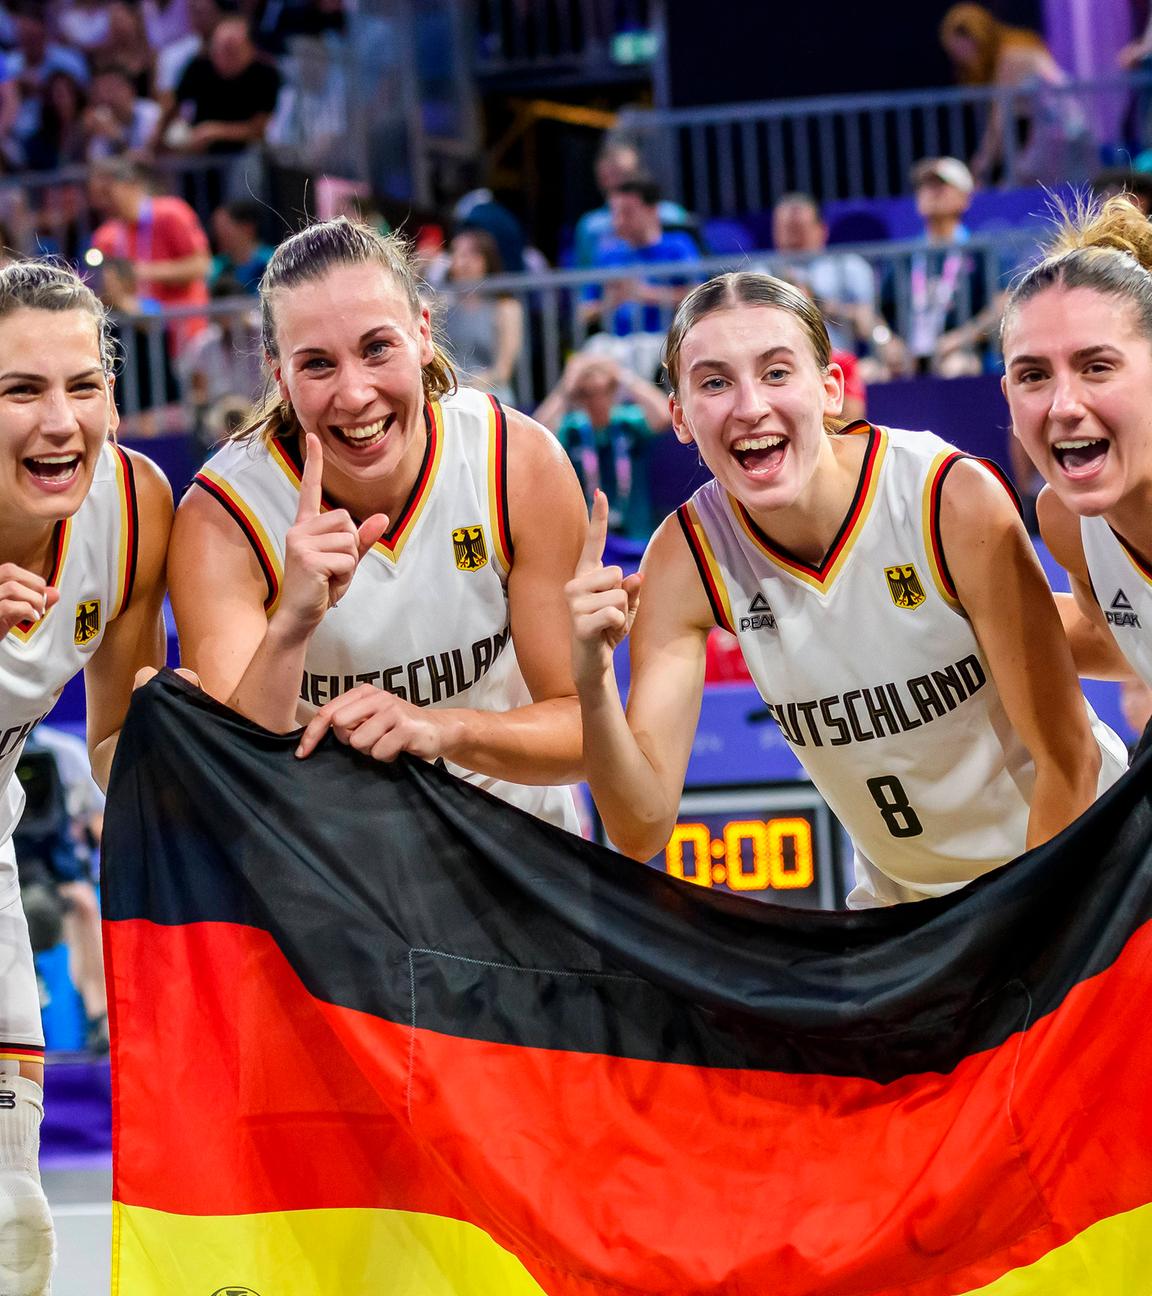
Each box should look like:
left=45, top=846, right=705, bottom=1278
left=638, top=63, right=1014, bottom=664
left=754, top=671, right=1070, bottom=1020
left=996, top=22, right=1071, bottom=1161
left=769, top=193, right=882, bottom=356
left=884, top=157, right=1005, bottom=378
left=438, top=227, right=523, bottom=406
left=89, top=3, right=156, bottom=99
left=940, top=3, right=1093, bottom=185
left=89, top=156, right=210, bottom=354
left=451, top=185, right=528, bottom=274
left=158, top=14, right=281, bottom=156
left=177, top=273, right=265, bottom=451
left=23, top=70, right=87, bottom=171
left=210, top=198, right=274, bottom=292
left=6, top=6, right=89, bottom=160
left=582, top=178, right=700, bottom=377
left=535, top=351, right=669, bottom=540
left=83, top=65, right=161, bottom=161
left=153, top=0, right=223, bottom=105
left=572, top=135, right=694, bottom=268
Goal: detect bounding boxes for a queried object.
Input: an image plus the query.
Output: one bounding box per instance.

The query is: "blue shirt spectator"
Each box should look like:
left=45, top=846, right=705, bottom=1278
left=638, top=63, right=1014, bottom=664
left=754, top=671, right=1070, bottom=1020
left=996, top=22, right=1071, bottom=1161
left=583, top=179, right=700, bottom=337
left=571, top=137, right=695, bottom=267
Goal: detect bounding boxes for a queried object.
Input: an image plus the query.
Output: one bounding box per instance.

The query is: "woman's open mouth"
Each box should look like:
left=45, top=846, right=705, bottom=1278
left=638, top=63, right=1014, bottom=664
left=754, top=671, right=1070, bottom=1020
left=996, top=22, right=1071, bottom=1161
left=732, top=434, right=788, bottom=476
left=331, top=413, right=396, bottom=451
left=1052, top=437, right=1109, bottom=480
left=23, top=453, right=82, bottom=491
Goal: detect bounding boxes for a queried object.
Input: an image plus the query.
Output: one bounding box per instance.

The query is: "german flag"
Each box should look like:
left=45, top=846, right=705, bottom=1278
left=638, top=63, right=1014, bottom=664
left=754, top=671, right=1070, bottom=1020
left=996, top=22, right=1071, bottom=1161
left=102, top=673, right=1152, bottom=1295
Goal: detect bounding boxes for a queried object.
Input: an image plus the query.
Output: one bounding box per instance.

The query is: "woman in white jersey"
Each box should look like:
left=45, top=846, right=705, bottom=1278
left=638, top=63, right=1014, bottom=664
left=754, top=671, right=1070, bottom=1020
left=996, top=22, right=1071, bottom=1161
left=1000, top=195, right=1152, bottom=693
left=0, top=261, right=170, bottom=1295
left=567, top=271, right=1124, bottom=908
left=169, top=218, right=587, bottom=830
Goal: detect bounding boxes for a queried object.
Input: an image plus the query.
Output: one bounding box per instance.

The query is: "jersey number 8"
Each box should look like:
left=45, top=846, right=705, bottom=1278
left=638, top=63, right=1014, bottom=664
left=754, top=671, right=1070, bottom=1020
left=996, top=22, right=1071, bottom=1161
left=866, top=775, right=924, bottom=839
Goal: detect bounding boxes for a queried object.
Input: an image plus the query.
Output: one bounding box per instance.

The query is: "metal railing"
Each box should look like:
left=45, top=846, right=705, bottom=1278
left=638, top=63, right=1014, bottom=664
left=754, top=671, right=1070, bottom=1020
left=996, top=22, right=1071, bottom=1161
left=108, top=230, right=1040, bottom=428
left=617, top=75, right=1152, bottom=214
left=430, top=231, right=1038, bottom=407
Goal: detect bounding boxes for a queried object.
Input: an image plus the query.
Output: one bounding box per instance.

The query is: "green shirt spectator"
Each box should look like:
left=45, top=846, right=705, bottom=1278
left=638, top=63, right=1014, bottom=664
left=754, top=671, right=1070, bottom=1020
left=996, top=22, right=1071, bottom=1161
left=535, top=352, right=671, bottom=540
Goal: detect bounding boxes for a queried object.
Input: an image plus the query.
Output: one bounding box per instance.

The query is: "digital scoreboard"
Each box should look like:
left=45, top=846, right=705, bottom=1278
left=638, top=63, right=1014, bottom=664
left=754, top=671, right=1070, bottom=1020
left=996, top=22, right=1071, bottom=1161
left=641, top=784, right=847, bottom=909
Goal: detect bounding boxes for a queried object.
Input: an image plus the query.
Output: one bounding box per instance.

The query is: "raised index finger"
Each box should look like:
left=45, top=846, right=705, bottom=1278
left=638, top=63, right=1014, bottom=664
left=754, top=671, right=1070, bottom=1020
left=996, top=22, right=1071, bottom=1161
left=295, top=432, right=325, bottom=522
left=577, top=489, right=609, bottom=574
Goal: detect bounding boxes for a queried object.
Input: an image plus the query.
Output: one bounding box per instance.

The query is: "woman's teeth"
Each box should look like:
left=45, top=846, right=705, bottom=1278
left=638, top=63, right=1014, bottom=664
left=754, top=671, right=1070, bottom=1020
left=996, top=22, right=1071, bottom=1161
left=733, top=435, right=785, bottom=451
left=336, top=415, right=391, bottom=444
left=25, top=454, right=80, bottom=481
left=732, top=434, right=787, bottom=474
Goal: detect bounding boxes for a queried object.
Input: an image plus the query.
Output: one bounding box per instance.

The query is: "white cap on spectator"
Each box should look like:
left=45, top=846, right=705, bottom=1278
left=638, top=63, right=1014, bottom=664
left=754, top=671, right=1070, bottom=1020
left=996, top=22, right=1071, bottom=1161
left=910, top=156, right=975, bottom=194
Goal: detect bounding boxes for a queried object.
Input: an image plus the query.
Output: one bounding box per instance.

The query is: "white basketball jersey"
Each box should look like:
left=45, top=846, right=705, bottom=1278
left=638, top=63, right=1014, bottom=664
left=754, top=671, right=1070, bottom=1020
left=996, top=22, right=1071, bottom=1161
left=196, top=387, right=579, bottom=832
left=0, top=442, right=141, bottom=884
left=682, top=423, right=1125, bottom=906
left=1080, top=516, right=1152, bottom=687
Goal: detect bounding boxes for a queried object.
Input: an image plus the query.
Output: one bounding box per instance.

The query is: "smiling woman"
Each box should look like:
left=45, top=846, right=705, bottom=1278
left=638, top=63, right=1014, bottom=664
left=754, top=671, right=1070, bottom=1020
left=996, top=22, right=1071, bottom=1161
left=168, top=217, right=588, bottom=831
left=1001, top=195, right=1152, bottom=690
left=567, top=270, right=1126, bottom=907
left=0, top=260, right=171, bottom=1295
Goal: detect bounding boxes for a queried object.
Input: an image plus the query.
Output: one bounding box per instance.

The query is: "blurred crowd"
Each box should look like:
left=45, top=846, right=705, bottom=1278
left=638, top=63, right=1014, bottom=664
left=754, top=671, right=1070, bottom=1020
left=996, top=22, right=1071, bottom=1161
left=3, top=1, right=1152, bottom=549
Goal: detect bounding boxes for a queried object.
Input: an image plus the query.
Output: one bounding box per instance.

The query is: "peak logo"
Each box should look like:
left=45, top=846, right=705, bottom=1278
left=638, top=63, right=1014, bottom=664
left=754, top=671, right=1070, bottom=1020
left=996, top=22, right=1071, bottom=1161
left=210, top=1288, right=261, bottom=1295
left=1106, top=589, right=1141, bottom=629
left=740, top=592, right=776, bottom=632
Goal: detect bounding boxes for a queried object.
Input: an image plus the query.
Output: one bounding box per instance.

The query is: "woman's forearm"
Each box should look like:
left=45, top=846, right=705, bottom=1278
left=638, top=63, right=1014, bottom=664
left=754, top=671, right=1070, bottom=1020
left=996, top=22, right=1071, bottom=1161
left=435, top=695, right=584, bottom=784
left=578, top=675, right=680, bottom=859
left=229, top=614, right=313, bottom=732
left=1025, top=749, right=1102, bottom=851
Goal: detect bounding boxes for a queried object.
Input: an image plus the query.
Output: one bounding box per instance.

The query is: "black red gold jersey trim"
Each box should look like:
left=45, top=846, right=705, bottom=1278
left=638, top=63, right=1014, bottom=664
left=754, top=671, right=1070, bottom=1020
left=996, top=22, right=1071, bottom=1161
left=268, top=403, right=443, bottom=564
left=486, top=395, right=514, bottom=573
left=112, top=445, right=140, bottom=618
left=1111, top=527, right=1152, bottom=587
left=9, top=518, right=71, bottom=643
left=732, top=424, right=887, bottom=593
left=192, top=471, right=282, bottom=612
left=0, top=1042, right=45, bottom=1064
left=924, top=452, right=1021, bottom=607
left=677, top=503, right=735, bottom=633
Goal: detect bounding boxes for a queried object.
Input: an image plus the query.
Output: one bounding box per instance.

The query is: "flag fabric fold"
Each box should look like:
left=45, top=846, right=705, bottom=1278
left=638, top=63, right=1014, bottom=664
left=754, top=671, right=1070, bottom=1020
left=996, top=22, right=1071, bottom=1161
left=102, top=671, right=1152, bottom=1294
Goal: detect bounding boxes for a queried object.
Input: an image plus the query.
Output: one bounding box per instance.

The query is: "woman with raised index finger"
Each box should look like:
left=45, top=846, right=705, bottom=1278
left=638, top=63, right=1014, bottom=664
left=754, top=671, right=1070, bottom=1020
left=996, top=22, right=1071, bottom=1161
left=168, top=217, right=588, bottom=830
left=566, top=270, right=1125, bottom=907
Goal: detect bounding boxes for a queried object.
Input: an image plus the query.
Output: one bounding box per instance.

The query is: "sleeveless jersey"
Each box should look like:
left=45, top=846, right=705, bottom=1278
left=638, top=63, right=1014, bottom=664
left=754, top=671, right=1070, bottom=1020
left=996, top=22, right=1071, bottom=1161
left=0, top=442, right=141, bottom=889
left=195, top=386, right=579, bottom=833
left=1080, top=515, right=1152, bottom=687
left=680, top=423, right=1126, bottom=906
